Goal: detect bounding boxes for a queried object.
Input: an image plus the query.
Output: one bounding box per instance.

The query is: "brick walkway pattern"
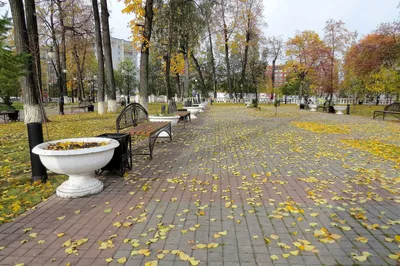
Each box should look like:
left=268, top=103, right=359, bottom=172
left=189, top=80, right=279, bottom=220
left=0, top=105, right=399, bottom=266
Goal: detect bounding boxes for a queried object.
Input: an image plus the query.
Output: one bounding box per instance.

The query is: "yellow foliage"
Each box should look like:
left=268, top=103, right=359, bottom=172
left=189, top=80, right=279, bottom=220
left=341, top=139, right=400, bottom=164
left=292, top=122, right=350, bottom=134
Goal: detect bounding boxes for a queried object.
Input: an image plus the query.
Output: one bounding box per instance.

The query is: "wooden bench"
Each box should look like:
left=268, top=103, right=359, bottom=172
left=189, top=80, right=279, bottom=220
left=169, top=101, right=191, bottom=127
left=116, top=103, right=172, bottom=159
left=71, top=100, right=94, bottom=113
left=373, top=102, right=400, bottom=120
left=0, top=103, right=20, bottom=123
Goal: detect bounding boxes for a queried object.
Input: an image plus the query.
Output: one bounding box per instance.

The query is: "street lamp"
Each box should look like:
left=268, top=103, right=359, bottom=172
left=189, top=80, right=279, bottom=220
left=47, top=50, right=55, bottom=60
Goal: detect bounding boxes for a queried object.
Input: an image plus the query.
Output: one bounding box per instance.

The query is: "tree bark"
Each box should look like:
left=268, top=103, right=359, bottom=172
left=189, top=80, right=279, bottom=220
left=9, top=0, right=43, bottom=123
left=24, top=0, right=42, bottom=98
left=184, top=50, right=190, bottom=99
left=175, top=74, right=181, bottom=98
left=100, top=0, right=117, bottom=112
left=49, top=1, right=64, bottom=114
left=92, top=0, right=105, bottom=114
left=206, top=17, right=217, bottom=99
left=72, top=45, right=84, bottom=100
left=271, top=59, right=276, bottom=89
left=165, top=8, right=173, bottom=101
left=55, top=0, right=68, bottom=108
left=240, top=17, right=251, bottom=100
left=191, top=52, right=206, bottom=95
left=223, top=25, right=232, bottom=98
left=138, top=0, right=154, bottom=110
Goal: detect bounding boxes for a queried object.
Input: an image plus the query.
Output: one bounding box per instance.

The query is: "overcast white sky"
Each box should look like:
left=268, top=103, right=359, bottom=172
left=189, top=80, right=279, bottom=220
left=108, top=0, right=399, bottom=41
left=0, top=0, right=398, bottom=41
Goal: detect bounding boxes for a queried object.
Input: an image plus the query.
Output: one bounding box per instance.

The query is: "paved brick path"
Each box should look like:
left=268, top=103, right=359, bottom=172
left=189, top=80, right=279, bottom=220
left=0, top=105, right=399, bottom=266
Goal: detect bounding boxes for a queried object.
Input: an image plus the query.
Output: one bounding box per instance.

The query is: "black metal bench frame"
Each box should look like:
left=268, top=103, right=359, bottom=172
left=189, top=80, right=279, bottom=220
left=0, top=103, right=20, bottom=122
left=116, top=103, right=172, bottom=159
left=373, top=102, right=400, bottom=120
left=169, top=101, right=191, bottom=127
left=71, top=100, right=94, bottom=113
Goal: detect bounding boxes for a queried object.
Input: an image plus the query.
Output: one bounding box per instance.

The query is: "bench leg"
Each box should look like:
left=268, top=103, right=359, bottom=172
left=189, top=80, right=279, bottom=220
left=169, top=123, right=172, bottom=142
left=148, top=137, right=154, bottom=160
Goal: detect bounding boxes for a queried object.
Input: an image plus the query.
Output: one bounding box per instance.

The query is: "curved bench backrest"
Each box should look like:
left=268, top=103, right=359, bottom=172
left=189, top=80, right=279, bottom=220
left=116, top=103, right=149, bottom=132
left=384, top=102, right=400, bottom=112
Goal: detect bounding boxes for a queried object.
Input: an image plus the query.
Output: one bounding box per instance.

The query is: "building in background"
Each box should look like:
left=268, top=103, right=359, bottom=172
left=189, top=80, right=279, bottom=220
left=266, top=65, right=290, bottom=88
left=110, top=37, right=138, bottom=69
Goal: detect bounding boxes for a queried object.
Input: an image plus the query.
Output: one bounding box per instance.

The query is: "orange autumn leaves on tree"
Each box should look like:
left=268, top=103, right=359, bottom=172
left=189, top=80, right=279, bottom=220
left=345, top=34, right=398, bottom=78
left=285, top=31, right=326, bottom=80
left=344, top=34, right=400, bottom=95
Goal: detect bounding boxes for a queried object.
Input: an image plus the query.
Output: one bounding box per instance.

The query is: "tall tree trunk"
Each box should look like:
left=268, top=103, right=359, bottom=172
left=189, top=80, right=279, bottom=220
left=138, top=0, right=154, bottom=110
left=271, top=58, right=277, bottom=100
left=165, top=9, right=173, bottom=101
left=206, top=17, right=217, bottom=99
left=299, top=79, right=303, bottom=106
left=100, top=0, right=117, bottom=112
left=55, top=0, right=68, bottom=109
left=240, top=20, right=251, bottom=100
left=92, top=0, right=105, bottom=114
left=72, top=45, right=84, bottom=100
left=49, top=1, right=63, bottom=114
left=191, top=52, right=206, bottom=95
left=223, top=26, right=232, bottom=98
left=271, top=59, right=276, bottom=89
left=328, top=54, right=334, bottom=105
left=176, top=74, right=181, bottom=98
left=9, top=0, right=43, bottom=123
left=183, top=50, right=190, bottom=99
left=24, top=0, right=42, bottom=98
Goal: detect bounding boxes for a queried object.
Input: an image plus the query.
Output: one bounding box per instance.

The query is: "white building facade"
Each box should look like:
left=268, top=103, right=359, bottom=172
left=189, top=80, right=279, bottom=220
left=110, top=37, right=138, bottom=69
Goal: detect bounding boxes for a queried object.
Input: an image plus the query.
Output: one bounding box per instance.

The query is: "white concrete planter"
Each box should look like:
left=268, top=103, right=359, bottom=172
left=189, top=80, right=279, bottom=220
left=334, top=106, right=347, bottom=115
left=309, top=104, right=318, bottom=112
left=148, top=115, right=180, bottom=126
left=185, top=106, right=202, bottom=119
left=149, top=115, right=179, bottom=137
left=199, top=103, right=207, bottom=111
left=32, top=137, right=119, bottom=198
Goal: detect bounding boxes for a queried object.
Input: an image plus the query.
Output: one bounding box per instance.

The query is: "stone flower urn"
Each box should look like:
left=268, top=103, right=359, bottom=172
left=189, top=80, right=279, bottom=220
left=32, top=137, right=119, bottom=198
left=334, top=106, right=347, bottom=115
left=309, top=104, right=318, bottom=112
left=185, top=106, right=202, bottom=119
left=148, top=115, right=180, bottom=137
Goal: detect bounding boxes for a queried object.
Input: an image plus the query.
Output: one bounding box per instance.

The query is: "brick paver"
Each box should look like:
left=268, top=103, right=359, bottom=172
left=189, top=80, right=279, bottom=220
left=0, top=105, right=399, bottom=266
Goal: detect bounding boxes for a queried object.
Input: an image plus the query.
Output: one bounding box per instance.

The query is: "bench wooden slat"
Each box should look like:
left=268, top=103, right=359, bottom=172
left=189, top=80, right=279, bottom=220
left=116, top=103, right=172, bottom=159
left=129, top=122, right=170, bottom=136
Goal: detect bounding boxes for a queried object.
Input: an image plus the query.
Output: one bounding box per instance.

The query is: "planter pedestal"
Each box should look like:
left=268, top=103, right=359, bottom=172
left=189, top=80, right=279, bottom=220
left=185, top=107, right=202, bottom=119
left=334, top=106, right=347, bottom=115
left=309, top=104, right=317, bottom=112
left=148, top=115, right=179, bottom=137
left=56, top=174, right=103, bottom=198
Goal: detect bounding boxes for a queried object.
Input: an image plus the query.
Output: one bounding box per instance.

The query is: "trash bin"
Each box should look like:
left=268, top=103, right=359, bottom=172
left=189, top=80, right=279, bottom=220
left=96, top=133, right=131, bottom=176
left=88, top=105, right=94, bottom=112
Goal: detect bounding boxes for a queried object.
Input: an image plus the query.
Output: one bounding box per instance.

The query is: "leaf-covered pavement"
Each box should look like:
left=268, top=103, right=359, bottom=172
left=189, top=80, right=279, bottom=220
left=0, top=105, right=399, bottom=266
